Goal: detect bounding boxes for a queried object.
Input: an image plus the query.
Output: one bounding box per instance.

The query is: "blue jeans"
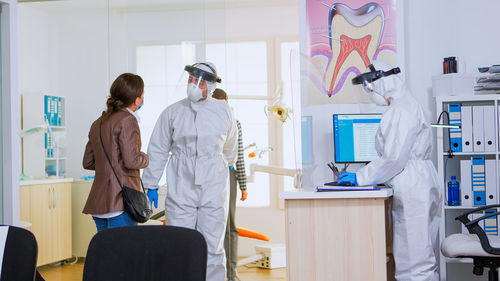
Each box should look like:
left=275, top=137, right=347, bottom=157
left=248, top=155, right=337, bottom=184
left=92, top=212, right=137, bottom=232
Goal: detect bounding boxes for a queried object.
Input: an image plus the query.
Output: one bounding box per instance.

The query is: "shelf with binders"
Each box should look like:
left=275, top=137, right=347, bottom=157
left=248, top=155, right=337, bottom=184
left=442, top=154, right=498, bottom=207
left=439, top=101, right=497, bottom=154
left=436, top=95, right=500, bottom=279
left=22, top=94, right=67, bottom=179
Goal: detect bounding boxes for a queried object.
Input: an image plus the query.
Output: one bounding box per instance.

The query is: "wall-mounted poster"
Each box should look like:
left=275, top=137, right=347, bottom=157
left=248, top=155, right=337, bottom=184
left=303, top=0, right=397, bottom=105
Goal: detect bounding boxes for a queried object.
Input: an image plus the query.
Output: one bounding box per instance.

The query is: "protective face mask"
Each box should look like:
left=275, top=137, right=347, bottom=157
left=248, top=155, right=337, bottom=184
left=136, top=100, right=143, bottom=111
left=187, top=83, right=204, bottom=102
left=369, top=91, right=389, bottom=106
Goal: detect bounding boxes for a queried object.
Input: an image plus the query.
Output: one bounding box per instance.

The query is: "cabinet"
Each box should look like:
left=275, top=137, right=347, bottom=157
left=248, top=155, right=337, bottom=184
left=20, top=180, right=73, bottom=266
left=71, top=180, right=96, bottom=257
left=22, top=93, right=66, bottom=178
left=436, top=95, right=500, bottom=281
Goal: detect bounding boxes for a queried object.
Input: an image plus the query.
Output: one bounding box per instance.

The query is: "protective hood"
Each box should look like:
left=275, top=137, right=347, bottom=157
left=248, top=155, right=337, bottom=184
left=365, top=60, right=404, bottom=102
left=184, top=62, right=220, bottom=102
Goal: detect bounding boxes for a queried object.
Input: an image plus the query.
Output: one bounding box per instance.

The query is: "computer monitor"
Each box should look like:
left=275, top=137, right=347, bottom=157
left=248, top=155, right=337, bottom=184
left=333, top=113, right=382, bottom=163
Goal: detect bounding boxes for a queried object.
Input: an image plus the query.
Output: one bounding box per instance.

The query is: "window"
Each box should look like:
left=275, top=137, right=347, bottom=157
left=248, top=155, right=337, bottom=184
left=135, top=40, right=298, bottom=205
left=136, top=43, right=195, bottom=184
left=207, top=41, right=270, bottom=207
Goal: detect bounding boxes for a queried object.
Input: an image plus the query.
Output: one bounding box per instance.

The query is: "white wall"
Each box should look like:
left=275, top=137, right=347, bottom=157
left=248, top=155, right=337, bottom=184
left=18, top=6, right=50, bottom=95
left=403, top=0, right=500, bottom=169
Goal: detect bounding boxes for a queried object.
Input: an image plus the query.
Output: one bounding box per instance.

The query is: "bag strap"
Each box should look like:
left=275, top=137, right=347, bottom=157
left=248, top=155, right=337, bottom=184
left=99, top=119, right=146, bottom=193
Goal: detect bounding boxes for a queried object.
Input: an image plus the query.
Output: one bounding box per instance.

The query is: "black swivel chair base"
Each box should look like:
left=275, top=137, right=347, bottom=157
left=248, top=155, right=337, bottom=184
left=471, top=257, right=500, bottom=281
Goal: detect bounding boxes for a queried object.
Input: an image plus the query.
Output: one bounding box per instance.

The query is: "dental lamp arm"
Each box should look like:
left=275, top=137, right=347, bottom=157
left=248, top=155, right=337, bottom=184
left=246, top=163, right=302, bottom=189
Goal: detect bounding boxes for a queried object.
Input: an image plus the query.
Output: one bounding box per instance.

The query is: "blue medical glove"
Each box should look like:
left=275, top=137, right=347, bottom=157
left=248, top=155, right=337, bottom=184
left=338, top=172, right=357, bottom=186
left=146, top=189, right=158, bottom=209
left=229, top=165, right=234, bottom=171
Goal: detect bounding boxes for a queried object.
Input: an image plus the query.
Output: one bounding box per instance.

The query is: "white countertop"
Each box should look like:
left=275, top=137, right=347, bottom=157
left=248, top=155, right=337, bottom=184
left=20, top=177, right=74, bottom=186
left=279, top=187, right=393, bottom=200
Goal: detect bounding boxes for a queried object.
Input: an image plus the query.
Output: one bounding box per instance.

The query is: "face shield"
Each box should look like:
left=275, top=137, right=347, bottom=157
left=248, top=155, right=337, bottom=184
left=183, top=63, right=221, bottom=102
left=351, top=64, right=400, bottom=106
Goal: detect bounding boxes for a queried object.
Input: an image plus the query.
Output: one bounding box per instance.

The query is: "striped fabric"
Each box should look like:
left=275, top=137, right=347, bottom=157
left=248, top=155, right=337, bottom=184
left=235, top=120, right=247, bottom=190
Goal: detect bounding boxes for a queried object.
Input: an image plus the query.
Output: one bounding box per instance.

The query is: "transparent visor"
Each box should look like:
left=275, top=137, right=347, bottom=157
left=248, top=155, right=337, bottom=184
left=188, top=74, right=208, bottom=90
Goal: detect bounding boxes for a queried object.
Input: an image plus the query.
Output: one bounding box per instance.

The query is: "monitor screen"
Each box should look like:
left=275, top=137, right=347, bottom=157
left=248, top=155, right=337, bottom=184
left=333, top=114, right=382, bottom=163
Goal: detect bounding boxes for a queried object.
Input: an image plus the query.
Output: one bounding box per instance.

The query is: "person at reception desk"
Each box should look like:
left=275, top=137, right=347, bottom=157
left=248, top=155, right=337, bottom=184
left=338, top=60, right=442, bottom=281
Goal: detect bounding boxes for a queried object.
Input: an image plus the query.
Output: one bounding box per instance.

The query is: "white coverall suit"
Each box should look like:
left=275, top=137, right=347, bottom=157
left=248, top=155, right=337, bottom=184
left=142, top=97, right=238, bottom=281
left=356, top=61, right=442, bottom=281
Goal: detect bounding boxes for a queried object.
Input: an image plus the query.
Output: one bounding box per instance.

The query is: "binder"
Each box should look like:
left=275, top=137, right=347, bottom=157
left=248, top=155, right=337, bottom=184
left=484, top=209, right=499, bottom=236
left=448, top=103, right=462, bottom=152
left=50, top=96, right=56, bottom=125
left=58, top=97, right=63, bottom=126
left=484, top=105, right=496, bottom=152
left=460, top=159, right=472, bottom=206
left=472, top=106, right=485, bottom=152
left=44, top=95, right=50, bottom=123
left=461, top=106, right=473, bottom=152
left=486, top=159, right=497, bottom=204
left=52, top=96, right=58, bottom=126
left=472, top=156, right=486, bottom=206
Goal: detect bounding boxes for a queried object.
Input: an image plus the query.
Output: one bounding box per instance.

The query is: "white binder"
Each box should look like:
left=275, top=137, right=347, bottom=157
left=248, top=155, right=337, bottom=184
left=484, top=106, right=496, bottom=152
left=461, top=106, right=473, bottom=152
left=460, top=159, right=472, bottom=206
left=473, top=106, right=485, bottom=152
left=486, top=159, right=497, bottom=204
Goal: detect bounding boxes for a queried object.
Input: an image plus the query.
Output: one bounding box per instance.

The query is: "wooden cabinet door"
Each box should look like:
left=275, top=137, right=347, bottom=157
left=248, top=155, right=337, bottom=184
left=20, top=184, right=52, bottom=266
left=51, top=183, right=72, bottom=262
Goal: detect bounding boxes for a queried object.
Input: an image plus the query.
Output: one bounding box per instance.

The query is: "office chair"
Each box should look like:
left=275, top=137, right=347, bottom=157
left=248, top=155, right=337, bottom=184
left=441, top=204, right=500, bottom=281
left=0, top=225, right=44, bottom=281
left=83, top=225, right=207, bottom=281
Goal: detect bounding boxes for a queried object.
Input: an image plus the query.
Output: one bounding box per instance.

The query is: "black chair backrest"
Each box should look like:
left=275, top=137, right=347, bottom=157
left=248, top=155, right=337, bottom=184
left=0, top=225, right=39, bottom=281
left=83, top=225, right=207, bottom=281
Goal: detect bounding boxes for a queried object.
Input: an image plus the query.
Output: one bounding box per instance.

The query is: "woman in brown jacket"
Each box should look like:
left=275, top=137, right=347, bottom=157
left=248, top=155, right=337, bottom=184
left=82, top=73, right=149, bottom=231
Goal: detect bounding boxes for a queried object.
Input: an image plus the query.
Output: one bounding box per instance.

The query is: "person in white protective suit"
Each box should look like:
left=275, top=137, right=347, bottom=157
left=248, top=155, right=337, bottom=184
left=142, top=62, right=238, bottom=281
left=338, top=60, right=442, bottom=281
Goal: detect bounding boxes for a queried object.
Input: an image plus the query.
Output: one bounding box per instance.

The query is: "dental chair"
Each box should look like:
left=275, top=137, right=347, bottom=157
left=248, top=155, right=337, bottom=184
left=83, top=225, right=207, bottom=281
left=441, top=204, right=500, bottom=281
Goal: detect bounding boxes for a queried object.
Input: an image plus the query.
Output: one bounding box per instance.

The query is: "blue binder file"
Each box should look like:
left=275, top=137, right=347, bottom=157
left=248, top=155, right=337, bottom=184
left=44, top=95, right=51, bottom=123
left=52, top=96, right=59, bottom=126
left=57, top=97, right=62, bottom=126
left=484, top=209, right=498, bottom=235
left=472, top=156, right=486, bottom=206
left=448, top=103, right=462, bottom=152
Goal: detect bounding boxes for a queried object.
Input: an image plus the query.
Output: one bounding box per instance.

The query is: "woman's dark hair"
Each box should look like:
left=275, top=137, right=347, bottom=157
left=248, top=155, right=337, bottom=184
left=102, top=73, right=144, bottom=119
left=212, top=88, right=228, bottom=101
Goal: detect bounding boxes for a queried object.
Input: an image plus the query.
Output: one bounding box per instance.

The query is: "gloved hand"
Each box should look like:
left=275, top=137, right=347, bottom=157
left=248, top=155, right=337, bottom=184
left=229, top=165, right=234, bottom=171
left=337, top=172, right=357, bottom=186
left=146, top=189, right=158, bottom=209
left=240, top=190, right=248, bottom=201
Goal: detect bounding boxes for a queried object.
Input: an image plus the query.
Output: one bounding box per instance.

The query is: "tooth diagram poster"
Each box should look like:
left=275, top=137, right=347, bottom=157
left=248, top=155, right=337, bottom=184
left=304, top=0, right=397, bottom=105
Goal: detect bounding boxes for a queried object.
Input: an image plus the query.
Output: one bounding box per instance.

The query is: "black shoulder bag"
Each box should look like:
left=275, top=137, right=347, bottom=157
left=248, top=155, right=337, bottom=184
left=99, top=121, right=152, bottom=223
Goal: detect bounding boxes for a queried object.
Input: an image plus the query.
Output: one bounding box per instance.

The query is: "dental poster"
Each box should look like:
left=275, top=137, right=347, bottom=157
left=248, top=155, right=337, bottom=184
left=304, top=0, right=397, bottom=105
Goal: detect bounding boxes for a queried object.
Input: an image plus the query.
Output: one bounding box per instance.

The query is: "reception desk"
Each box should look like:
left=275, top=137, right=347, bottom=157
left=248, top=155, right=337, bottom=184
left=279, top=188, right=393, bottom=281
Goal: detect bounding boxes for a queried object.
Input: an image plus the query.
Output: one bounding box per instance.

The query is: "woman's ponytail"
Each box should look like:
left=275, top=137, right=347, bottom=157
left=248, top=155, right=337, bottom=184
left=102, top=73, right=144, bottom=120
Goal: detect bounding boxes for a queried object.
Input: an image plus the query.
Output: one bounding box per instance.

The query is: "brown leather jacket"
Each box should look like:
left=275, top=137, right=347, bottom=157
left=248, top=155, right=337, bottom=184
left=82, top=109, right=149, bottom=215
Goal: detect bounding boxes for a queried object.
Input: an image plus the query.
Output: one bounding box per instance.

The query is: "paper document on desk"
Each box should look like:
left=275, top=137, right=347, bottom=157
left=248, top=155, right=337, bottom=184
left=316, top=185, right=379, bottom=192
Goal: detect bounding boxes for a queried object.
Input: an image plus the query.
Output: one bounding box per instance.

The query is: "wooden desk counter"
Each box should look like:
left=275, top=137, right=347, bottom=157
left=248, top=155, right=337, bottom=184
left=279, top=188, right=393, bottom=281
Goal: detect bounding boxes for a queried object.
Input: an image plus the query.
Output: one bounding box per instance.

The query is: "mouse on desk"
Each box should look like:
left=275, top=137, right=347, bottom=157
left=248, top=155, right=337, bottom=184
left=338, top=181, right=353, bottom=186
left=324, top=181, right=355, bottom=186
